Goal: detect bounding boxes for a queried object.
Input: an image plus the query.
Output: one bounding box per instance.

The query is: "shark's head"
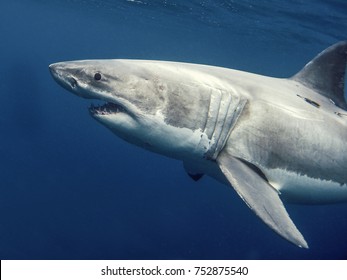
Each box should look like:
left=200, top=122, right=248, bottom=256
left=49, top=59, right=213, bottom=159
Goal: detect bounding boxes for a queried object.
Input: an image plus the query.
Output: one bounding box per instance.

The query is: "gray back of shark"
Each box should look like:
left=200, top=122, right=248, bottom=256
left=49, top=41, right=347, bottom=249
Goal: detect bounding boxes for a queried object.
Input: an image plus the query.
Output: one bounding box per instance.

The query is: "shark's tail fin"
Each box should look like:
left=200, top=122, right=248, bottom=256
left=291, top=41, right=347, bottom=110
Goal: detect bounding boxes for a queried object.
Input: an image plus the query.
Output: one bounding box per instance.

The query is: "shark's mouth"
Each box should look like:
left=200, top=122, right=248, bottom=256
left=89, top=102, right=126, bottom=116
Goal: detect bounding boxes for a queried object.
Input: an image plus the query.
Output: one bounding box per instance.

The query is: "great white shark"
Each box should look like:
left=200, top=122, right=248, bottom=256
left=49, top=41, right=347, bottom=248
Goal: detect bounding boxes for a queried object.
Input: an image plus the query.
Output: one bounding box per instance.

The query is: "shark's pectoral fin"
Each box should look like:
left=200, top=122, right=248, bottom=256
left=217, top=152, right=308, bottom=249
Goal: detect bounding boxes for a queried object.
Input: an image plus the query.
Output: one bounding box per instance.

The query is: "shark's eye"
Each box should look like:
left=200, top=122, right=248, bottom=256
left=94, top=73, right=102, bottom=81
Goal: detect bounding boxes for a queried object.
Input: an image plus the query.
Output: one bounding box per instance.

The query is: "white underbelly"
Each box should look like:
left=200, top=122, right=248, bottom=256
left=265, top=168, right=347, bottom=204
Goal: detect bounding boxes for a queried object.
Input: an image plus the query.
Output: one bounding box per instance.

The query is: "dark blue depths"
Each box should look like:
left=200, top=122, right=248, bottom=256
left=0, top=0, right=347, bottom=259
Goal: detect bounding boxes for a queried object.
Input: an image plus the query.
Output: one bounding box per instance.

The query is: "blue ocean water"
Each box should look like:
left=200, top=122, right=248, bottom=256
left=0, top=0, right=347, bottom=260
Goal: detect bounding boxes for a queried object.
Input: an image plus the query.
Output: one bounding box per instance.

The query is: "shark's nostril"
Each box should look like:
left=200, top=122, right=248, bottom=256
left=48, top=64, right=57, bottom=75
left=68, top=77, right=77, bottom=88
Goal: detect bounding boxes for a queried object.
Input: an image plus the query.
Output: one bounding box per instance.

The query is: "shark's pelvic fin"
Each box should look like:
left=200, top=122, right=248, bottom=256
left=183, top=162, right=204, bottom=181
left=291, top=41, right=347, bottom=110
left=217, top=152, right=309, bottom=249
left=187, top=172, right=204, bottom=182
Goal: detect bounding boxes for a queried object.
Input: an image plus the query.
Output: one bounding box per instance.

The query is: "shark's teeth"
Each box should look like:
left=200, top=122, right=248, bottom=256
left=89, top=102, right=125, bottom=115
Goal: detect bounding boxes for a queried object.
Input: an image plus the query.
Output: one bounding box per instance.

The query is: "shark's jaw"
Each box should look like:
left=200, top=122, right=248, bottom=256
left=89, top=102, right=127, bottom=116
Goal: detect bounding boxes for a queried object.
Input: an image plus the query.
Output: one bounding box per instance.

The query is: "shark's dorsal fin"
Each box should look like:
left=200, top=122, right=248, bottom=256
left=217, top=153, right=308, bottom=248
left=291, top=41, right=347, bottom=110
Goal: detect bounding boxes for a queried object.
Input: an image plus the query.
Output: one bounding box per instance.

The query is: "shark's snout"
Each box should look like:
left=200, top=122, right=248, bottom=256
left=49, top=63, right=64, bottom=83
left=49, top=63, right=78, bottom=91
left=49, top=63, right=62, bottom=78
left=48, top=63, right=54, bottom=71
